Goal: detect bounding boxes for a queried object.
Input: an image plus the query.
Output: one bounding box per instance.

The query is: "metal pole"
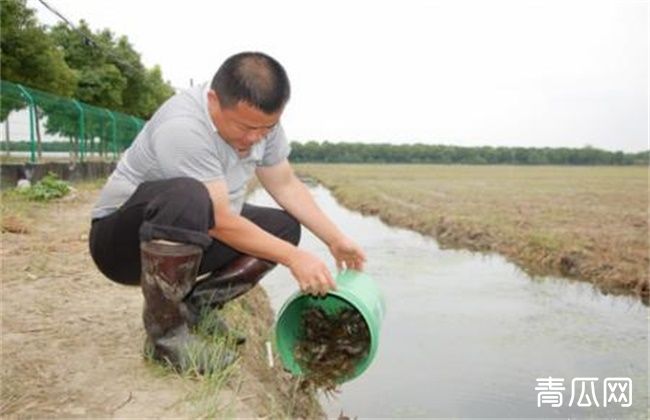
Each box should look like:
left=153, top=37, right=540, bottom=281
left=16, top=84, right=36, bottom=163
left=4, top=117, right=10, bottom=156
left=72, top=100, right=85, bottom=162
left=105, top=109, right=117, bottom=160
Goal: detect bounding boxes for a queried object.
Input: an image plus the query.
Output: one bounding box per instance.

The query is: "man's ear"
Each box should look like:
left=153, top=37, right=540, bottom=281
left=208, top=90, right=220, bottom=109
left=207, top=90, right=225, bottom=121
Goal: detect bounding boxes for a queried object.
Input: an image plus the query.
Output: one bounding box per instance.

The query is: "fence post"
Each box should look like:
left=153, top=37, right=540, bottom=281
left=105, top=109, right=117, bottom=160
left=72, top=100, right=85, bottom=162
left=15, top=84, right=36, bottom=163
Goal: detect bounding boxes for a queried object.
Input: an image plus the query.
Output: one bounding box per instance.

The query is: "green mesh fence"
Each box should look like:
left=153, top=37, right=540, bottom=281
left=0, top=80, right=145, bottom=163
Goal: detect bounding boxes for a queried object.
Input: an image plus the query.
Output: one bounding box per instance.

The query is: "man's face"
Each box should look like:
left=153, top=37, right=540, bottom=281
left=207, top=90, right=282, bottom=158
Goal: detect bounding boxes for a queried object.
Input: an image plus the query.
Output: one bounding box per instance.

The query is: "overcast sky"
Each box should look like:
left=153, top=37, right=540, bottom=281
left=31, top=0, right=648, bottom=152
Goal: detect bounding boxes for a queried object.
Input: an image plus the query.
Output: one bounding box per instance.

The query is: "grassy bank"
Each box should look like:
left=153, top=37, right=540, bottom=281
left=1, top=181, right=322, bottom=418
left=296, top=164, right=649, bottom=303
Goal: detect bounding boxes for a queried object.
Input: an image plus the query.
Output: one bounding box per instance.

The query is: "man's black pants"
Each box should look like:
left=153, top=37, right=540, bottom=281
left=89, top=177, right=300, bottom=285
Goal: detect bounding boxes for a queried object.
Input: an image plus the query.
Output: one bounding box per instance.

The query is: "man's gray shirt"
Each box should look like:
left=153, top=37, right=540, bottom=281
left=91, top=83, right=290, bottom=219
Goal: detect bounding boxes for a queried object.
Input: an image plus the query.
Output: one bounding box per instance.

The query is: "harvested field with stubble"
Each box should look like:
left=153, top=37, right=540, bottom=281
left=296, top=164, right=649, bottom=303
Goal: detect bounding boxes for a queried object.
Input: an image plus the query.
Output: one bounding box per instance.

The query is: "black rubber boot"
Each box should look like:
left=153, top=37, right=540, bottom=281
left=184, top=255, right=275, bottom=344
left=141, top=241, right=237, bottom=373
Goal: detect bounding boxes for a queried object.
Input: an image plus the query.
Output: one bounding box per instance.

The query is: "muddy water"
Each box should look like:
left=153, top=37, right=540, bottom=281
left=250, top=185, right=649, bottom=418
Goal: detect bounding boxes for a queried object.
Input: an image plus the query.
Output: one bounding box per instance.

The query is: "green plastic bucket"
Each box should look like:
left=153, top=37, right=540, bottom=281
left=275, top=270, right=385, bottom=382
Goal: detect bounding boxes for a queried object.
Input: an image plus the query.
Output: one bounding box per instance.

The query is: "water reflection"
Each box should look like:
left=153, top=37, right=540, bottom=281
left=250, top=185, right=648, bottom=418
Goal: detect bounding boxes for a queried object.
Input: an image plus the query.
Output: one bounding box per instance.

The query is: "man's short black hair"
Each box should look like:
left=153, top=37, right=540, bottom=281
left=211, top=52, right=290, bottom=114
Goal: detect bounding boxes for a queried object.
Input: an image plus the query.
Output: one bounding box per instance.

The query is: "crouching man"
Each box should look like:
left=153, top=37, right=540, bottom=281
left=88, top=51, right=366, bottom=372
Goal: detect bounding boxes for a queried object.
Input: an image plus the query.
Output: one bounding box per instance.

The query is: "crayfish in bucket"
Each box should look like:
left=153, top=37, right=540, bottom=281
left=293, top=306, right=370, bottom=396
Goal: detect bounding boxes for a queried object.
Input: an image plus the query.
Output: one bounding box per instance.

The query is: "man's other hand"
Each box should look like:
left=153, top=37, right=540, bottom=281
left=329, top=235, right=367, bottom=272
left=287, top=249, right=336, bottom=296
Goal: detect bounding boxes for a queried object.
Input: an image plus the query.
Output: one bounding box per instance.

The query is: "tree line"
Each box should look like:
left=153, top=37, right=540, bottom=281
left=289, top=141, right=649, bottom=165
left=0, top=0, right=174, bottom=120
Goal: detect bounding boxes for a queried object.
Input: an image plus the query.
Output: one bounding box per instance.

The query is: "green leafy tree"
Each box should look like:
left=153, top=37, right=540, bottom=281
left=140, top=65, right=175, bottom=118
left=49, top=21, right=174, bottom=120
left=109, top=38, right=175, bottom=118
left=0, top=0, right=77, bottom=120
left=48, top=23, right=130, bottom=155
left=0, top=0, right=77, bottom=94
left=49, top=22, right=127, bottom=109
left=1, top=2, right=172, bottom=157
left=289, top=141, right=643, bottom=166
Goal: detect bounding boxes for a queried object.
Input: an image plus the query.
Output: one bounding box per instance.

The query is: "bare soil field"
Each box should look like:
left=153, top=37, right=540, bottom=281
left=1, top=182, right=321, bottom=418
left=297, top=164, right=649, bottom=303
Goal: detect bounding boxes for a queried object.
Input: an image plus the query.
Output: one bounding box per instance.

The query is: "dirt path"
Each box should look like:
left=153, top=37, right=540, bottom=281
left=1, top=187, right=256, bottom=418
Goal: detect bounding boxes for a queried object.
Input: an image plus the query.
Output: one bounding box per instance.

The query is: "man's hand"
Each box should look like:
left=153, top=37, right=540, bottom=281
left=287, top=249, right=336, bottom=296
left=329, top=235, right=367, bottom=271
